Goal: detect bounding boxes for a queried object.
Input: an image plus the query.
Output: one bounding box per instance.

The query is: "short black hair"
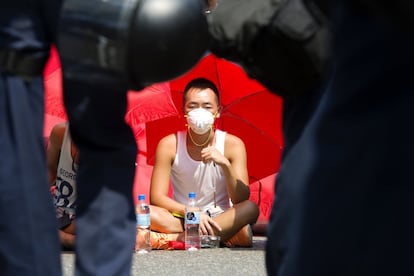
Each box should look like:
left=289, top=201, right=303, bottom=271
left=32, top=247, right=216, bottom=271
left=183, top=78, right=220, bottom=105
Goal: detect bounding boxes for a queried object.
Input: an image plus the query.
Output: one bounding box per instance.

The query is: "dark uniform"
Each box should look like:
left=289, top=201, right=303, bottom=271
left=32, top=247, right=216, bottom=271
left=61, top=63, right=138, bottom=275
left=0, top=1, right=62, bottom=275
left=208, top=0, right=414, bottom=275
left=266, top=1, right=414, bottom=275
left=57, top=0, right=210, bottom=273
left=2, top=0, right=210, bottom=275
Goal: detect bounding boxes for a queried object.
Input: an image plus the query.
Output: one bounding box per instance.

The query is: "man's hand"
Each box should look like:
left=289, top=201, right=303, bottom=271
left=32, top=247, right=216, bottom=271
left=199, top=213, right=222, bottom=236
left=201, top=146, right=230, bottom=167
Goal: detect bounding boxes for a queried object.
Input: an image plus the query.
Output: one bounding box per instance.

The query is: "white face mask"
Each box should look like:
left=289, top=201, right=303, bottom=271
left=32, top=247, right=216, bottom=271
left=186, top=108, right=215, bottom=134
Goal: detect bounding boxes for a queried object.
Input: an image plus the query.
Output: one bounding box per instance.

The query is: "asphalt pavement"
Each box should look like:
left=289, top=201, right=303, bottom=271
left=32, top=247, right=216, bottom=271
left=61, top=236, right=267, bottom=276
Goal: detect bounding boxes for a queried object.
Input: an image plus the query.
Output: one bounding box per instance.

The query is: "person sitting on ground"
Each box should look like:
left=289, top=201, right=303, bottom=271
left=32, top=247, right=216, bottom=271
left=47, top=122, right=79, bottom=249
left=147, top=78, right=259, bottom=249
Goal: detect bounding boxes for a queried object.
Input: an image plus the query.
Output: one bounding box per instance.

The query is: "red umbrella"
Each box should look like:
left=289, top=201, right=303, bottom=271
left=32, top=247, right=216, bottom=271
left=43, top=48, right=66, bottom=142
left=125, top=83, right=177, bottom=129
left=146, top=53, right=284, bottom=183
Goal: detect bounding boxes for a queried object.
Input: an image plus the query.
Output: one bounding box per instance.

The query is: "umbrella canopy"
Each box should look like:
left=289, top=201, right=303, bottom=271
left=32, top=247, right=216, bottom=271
left=125, top=83, right=177, bottom=129
left=146, top=53, right=284, bottom=182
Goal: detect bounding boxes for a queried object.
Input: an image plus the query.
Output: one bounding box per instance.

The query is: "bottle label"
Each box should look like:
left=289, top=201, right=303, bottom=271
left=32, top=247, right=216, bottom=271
left=137, top=213, right=150, bottom=226
left=185, top=211, right=200, bottom=225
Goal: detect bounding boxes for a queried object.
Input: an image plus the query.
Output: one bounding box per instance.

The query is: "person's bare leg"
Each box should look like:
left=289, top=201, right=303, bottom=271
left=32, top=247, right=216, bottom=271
left=213, top=200, right=259, bottom=242
left=149, top=205, right=184, bottom=233
left=60, top=222, right=76, bottom=249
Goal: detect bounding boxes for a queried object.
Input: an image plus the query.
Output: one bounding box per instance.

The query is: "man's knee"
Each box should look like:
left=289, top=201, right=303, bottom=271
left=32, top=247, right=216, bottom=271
left=150, top=206, right=183, bottom=233
left=243, top=200, right=260, bottom=223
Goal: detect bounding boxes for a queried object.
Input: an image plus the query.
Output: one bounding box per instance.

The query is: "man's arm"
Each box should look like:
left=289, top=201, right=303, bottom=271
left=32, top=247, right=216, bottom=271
left=47, top=122, right=66, bottom=186
left=201, top=134, right=250, bottom=204
left=222, top=135, right=250, bottom=203
left=59, top=230, right=75, bottom=249
left=150, top=134, right=186, bottom=216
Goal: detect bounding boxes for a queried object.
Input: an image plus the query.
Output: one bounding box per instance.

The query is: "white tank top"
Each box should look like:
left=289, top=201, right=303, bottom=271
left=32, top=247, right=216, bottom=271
left=54, top=126, right=77, bottom=216
left=171, top=129, right=231, bottom=212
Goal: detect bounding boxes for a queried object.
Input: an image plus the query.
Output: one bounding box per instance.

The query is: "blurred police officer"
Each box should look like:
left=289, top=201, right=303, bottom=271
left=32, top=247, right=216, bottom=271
left=0, top=1, right=63, bottom=275
left=267, top=2, right=414, bottom=275
left=1, top=0, right=209, bottom=275
left=208, top=1, right=414, bottom=275
left=58, top=0, right=209, bottom=275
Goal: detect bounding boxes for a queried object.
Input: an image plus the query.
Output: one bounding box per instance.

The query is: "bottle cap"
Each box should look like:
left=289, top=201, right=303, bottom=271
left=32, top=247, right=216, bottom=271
left=188, top=192, right=196, bottom=199
left=138, top=194, right=145, bottom=200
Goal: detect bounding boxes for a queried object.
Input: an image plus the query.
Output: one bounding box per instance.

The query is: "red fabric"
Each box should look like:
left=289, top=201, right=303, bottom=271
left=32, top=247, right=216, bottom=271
left=249, top=173, right=276, bottom=223
left=125, top=83, right=177, bottom=125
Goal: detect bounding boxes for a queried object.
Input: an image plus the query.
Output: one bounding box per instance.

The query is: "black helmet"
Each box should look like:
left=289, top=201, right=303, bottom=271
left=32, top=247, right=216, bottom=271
left=59, top=0, right=210, bottom=90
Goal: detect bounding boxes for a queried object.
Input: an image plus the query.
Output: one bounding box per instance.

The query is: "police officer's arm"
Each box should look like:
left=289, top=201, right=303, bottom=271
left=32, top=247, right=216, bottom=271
left=47, top=123, right=66, bottom=186
left=150, top=134, right=186, bottom=216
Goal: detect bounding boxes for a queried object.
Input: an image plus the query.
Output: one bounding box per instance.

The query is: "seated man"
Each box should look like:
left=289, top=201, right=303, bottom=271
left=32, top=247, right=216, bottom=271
left=148, top=78, right=259, bottom=249
left=47, top=122, right=79, bottom=249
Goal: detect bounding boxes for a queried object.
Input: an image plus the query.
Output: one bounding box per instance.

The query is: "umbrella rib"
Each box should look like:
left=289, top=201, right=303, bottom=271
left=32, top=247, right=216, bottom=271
left=222, top=90, right=269, bottom=110
left=213, top=56, right=223, bottom=97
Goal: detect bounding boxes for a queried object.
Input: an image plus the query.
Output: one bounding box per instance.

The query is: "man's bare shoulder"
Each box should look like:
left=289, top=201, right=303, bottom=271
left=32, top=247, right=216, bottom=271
left=155, top=133, right=178, bottom=163
left=158, top=133, right=178, bottom=147
left=224, top=132, right=245, bottom=148
left=51, top=122, right=67, bottom=134
left=157, top=133, right=179, bottom=152
left=49, top=122, right=67, bottom=145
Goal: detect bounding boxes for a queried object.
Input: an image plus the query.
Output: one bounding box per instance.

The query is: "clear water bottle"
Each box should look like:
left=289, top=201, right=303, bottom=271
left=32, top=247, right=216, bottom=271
left=185, top=192, right=201, bottom=251
left=135, top=194, right=151, bottom=253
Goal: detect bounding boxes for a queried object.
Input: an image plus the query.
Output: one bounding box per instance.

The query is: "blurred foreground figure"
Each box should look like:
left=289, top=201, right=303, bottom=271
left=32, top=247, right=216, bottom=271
left=269, top=2, right=414, bottom=275
left=58, top=0, right=209, bottom=275
left=0, top=1, right=62, bottom=275
left=208, top=0, right=414, bottom=275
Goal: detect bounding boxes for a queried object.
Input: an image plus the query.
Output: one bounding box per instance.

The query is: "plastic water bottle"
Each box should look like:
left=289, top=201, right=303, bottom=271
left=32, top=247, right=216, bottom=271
left=135, top=194, right=151, bottom=253
left=185, top=192, right=201, bottom=251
